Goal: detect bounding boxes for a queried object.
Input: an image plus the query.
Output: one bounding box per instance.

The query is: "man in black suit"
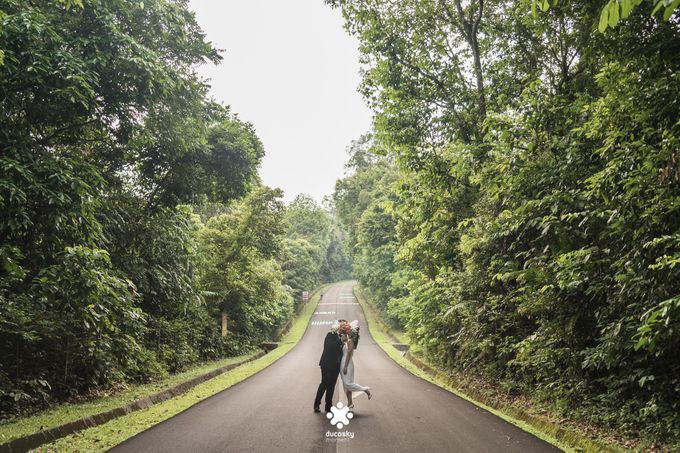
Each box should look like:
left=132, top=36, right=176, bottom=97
left=313, top=321, right=345, bottom=413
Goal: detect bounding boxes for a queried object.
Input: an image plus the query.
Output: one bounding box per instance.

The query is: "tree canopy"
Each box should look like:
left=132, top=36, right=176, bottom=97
left=330, top=0, right=680, bottom=445
left=0, top=0, right=350, bottom=418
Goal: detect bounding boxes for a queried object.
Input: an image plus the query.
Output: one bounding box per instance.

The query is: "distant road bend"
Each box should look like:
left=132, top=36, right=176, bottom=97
left=109, top=282, right=561, bottom=453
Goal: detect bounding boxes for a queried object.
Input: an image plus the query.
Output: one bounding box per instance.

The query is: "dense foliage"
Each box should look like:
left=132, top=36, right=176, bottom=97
left=282, top=194, right=352, bottom=302
left=0, top=0, right=347, bottom=418
left=330, top=0, right=680, bottom=445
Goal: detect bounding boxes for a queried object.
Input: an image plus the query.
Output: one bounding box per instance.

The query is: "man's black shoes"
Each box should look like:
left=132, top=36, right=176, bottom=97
left=314, top=405, right=321, bottom=413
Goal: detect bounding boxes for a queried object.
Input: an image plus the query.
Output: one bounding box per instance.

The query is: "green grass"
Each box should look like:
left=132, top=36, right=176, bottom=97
left=0, top=352, right=260, bottom=445
left=16, top=284, right=331, bottom=453
left=353, top=284, right=628, bottom=453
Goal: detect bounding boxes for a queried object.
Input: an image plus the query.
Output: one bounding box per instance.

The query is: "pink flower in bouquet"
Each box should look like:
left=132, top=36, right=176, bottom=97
left=338, top=322, right=352, bottom=335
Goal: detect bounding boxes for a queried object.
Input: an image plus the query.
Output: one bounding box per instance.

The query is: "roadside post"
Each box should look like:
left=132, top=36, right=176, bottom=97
left=221, top=312, right=229, bottom=337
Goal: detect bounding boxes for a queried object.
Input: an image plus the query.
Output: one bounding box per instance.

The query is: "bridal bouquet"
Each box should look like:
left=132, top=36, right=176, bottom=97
left=330, top=320, right=357, bottom=336
left=338, top=321, right=353, bottom=335
left=330, top=320, right=360, bottom=342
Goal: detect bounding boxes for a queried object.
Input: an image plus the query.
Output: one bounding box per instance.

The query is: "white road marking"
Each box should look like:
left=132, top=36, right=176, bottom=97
left=310, top=321, right=334, bottom=326
left=317, top=303, right=359, bottom=306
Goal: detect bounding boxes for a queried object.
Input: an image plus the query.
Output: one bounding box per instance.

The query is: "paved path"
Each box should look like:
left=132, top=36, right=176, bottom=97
left=109, top=282, right=561, bottom=453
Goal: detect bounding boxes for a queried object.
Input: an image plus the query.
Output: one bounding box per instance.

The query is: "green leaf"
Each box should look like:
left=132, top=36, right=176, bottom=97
left=599, top=4, right=610, bottom=32
left=638, top=375, right=655, bottom=387
left=621, top=0, right=633, bottom=18
left=663, top=0, right=680, bottom=20
left=540, top=0, right=550, bottom=12
left=651, top=0, right=665, bottom=15
left=608, top=1, right=620, bottom=27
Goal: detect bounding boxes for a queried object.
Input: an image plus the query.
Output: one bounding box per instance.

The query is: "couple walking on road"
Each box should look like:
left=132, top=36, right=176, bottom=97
left=313, top=319, right=373, bottom=413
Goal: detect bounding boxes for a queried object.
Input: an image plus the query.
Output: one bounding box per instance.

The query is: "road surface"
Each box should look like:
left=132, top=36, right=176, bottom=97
left=109, top=282, right=560, bottom=453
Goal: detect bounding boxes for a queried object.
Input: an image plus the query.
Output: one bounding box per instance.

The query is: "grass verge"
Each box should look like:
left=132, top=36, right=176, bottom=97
left=26, top=284, right=330, bottom=453
left=0, top=352, right=259, bottom=446
left=354, top=284, right=629, bottom=453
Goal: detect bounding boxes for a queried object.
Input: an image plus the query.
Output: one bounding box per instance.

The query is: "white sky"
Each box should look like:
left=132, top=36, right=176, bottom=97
left=188, top=0, right=373, bottom=202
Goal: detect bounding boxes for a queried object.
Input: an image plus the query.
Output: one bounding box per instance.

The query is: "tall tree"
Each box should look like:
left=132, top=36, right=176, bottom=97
left=330, top=0, right=680, bottom=444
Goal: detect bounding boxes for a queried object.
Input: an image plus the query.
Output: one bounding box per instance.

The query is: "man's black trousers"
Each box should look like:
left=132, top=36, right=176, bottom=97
left=314, top=366, right=340, bottom=411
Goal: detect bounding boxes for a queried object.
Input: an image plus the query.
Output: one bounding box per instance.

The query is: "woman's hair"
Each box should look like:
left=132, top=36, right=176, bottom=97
left=350, top=330, right=360, bottom=349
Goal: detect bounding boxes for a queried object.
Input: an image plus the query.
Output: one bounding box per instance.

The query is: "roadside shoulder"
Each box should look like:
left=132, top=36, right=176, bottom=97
left=2, top=284, right=330, bottom=453
left=353, top=284, right=628, bottom=453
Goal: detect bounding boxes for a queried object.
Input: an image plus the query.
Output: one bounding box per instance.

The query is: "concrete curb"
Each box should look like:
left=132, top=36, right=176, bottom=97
left=0, top=350, right=266, bottom=453
left=403, top=350, right=436, bottom=374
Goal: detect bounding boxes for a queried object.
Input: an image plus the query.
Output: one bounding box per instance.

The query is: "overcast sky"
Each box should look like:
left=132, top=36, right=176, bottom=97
left=188, top=0, right=373, bottom=202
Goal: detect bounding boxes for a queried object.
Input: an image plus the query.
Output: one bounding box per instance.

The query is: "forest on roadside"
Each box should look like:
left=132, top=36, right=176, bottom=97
left=328, top=0, right=680, bottom=447
left=0, top=0, right=350, bottom=418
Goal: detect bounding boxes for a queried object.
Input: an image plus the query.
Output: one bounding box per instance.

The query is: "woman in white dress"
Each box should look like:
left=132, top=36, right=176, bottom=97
left=339, top=320, right=372, bottom=410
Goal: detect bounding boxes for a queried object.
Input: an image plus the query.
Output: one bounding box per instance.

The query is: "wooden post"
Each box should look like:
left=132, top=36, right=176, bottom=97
left=221, top=312, right=229, bottom=337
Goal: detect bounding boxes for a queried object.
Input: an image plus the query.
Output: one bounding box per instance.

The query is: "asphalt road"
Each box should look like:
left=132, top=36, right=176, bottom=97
left=109, top=282, right=561, bottom=453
